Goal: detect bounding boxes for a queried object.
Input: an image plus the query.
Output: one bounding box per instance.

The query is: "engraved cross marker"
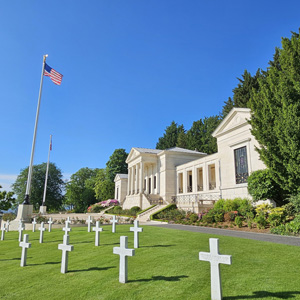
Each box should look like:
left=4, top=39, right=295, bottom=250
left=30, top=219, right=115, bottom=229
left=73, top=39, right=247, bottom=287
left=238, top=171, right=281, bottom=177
left=199, top=238, right=232, bottom=300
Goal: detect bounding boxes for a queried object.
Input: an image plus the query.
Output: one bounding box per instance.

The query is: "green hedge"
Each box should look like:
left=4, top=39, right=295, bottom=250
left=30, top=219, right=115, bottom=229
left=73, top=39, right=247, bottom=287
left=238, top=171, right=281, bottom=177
left=137, top=205, right=156, bottom=215
left=150, top=204, right=177, bottom=220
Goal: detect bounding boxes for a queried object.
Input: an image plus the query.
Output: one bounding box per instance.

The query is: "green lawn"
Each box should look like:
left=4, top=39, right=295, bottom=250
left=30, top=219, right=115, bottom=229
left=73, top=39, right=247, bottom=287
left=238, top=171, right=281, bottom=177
left=0, top=225, right=300, bottom=300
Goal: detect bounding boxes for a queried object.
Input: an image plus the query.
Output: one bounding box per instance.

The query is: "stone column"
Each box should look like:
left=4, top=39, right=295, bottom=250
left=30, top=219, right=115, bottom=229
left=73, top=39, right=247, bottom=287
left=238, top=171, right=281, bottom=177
left=203, top=163, right=208, bottom=191
left=135, top=165, right=138, bottom=194
left=131, top=166, right=134, bottom=194
left=145, top=166, right=148, bottom=194
left=139, top=162, right=144, bottom=193
left=127, top=168, right=131, bottom=195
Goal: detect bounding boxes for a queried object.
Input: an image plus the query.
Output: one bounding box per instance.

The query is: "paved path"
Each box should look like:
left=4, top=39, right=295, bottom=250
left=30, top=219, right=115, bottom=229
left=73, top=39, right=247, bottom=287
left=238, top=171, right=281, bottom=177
left=146, top=223, right=300, bottom=247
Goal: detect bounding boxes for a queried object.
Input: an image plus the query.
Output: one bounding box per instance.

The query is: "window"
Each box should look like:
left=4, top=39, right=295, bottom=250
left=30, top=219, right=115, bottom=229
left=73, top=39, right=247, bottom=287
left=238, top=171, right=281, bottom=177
left=234, top=146, right=249, bottom=184
left=154, top=176, right=156, bottom=189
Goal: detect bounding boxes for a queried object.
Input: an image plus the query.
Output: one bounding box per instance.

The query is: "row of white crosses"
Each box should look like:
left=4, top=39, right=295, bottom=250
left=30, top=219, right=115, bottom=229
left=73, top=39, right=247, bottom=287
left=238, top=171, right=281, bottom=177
left=17, top=216, right=229, bottom=299
left=86, top=215, right=118, bottom=234
left=32, top=217, right=54, bottom=233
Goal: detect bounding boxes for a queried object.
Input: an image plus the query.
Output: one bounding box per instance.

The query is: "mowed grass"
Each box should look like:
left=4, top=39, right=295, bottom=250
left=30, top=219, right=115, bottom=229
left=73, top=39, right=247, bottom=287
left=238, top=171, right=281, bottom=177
left=0, top=225, right=300, bottom=300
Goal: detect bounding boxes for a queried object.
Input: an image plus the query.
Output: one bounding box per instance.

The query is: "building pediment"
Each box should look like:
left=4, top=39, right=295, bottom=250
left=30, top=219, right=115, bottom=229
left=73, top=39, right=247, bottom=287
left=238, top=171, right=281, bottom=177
left=212, top=108, right=251, bottom=138
left=126, top=147, right=161, bottom=164
left=114, top=173, right=128, bottom=182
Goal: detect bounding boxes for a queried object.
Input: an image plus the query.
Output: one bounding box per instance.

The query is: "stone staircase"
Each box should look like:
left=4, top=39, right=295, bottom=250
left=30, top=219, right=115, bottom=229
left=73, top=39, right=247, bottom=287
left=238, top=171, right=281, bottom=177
left=137, top=204, right=168, bottom=222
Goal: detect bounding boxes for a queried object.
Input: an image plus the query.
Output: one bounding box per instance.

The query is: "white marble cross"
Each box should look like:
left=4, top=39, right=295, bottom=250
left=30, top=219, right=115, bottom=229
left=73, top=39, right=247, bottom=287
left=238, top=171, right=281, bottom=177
left=92, top=221, right=103, bottom=246
left=130, top=220, right=143, bottom=248
left=62, top=221, right=71, bottom=236
left=39, top=222, right=46, bottom=243
left=6, top=220, right=10, bottom=232
left=32, top=218, right=37, bottom=232
left=65, top=217, right=71, bottom=226
left=113, top=236, right=135, bottom=283
left=86, top=216, right=93, bottom=232
left=1, top=223, right=6, bottom=241
left=20, top=234, right=31, bottom=267
left=18, top=222, right=25, bottom=242
left=199, top=238, right=232, bottom=300
left=48, top=217, right=53, bottom=232
left=58, top=234, right=74, bottom=274
left=110, top=215, right=118, bottom=233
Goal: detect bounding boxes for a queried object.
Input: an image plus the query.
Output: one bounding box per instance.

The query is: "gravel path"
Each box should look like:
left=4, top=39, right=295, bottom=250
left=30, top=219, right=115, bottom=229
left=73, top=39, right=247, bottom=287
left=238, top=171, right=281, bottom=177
left=146, top=222, right=300, bottom=247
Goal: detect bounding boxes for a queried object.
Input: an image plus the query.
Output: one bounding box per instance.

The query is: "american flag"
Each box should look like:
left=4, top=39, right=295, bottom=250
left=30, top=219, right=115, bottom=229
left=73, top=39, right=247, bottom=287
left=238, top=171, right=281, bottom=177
left=44, top=63, right=63, bottom=85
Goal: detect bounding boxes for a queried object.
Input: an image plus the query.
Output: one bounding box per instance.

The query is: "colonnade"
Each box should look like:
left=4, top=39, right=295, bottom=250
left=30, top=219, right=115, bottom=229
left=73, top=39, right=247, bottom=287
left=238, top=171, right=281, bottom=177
left=127, top=162, right=158, bottom=196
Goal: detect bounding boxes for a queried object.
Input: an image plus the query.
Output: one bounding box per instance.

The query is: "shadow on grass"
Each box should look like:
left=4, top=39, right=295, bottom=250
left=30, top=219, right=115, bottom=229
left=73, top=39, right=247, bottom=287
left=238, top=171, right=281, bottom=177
left=69, top=266, right=116, bottom=273
left=43, top=240, right=65, bottom=243
left=223, top=290, right=300, bottom=299
left=28, top=261, right=60, bottom=266
left=73, top=241, right=93, bottom=244
left=0, top=257, right=20, bottom=261
left=142, top=245, right=175, bottom=248
left=129, top=275, right=188, bottom=282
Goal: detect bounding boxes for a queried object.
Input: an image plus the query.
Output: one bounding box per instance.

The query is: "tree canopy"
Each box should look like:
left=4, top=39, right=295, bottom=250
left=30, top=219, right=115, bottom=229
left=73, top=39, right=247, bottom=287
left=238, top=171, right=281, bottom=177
left=106, top=148, right=128, bottom=182
left=249, top=30, right=300, bottom=196
left=221, top=69, right=261, bottom=118
left=12, top=163, right=65, bottom=211
left=65, top=167, right=99, bottom=212
left=0, top=185, right=15, bottom=211
left=156, top=121, right=185, bottom=150
left=185, top=116, right=221, bottom=154
left=94, top=169, right=115, bottom=201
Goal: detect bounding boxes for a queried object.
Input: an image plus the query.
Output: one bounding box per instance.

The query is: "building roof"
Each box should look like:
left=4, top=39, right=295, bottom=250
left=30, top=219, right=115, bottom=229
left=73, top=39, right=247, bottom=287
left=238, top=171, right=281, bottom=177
left=163, top=147, right=206, bottom=155
left=134, top=147, right=161, bottom=154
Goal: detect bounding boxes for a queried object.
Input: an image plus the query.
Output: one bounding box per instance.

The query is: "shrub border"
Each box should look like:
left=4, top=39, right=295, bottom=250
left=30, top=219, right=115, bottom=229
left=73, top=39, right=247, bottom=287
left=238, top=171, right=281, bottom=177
left=150, top=204, right=177, bottom=220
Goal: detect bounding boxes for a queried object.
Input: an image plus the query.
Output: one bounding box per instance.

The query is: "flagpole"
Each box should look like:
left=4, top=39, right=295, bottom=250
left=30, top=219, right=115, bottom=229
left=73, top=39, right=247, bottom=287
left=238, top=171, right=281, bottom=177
left=23, top=54, right=48, bottom=205
left=42, top=134, right=52, bottom=206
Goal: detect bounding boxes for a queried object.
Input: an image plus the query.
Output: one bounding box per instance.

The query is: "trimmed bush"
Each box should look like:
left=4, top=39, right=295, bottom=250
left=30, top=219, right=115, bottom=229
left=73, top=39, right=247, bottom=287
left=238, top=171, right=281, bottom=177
left=2, top=213, right=16, bottom=221
left=247, top=169, right=285, bottom=205
left=130, top=206, right=141, bottom=214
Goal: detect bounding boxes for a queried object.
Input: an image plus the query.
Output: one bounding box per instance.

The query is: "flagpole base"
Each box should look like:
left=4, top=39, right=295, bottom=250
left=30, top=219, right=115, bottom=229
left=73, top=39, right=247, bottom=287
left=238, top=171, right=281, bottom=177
left=39, top=206, right=47, bottom=214
left=23, top=194, right=30, bottom=205
left=9, top=204, right=34, bottom=230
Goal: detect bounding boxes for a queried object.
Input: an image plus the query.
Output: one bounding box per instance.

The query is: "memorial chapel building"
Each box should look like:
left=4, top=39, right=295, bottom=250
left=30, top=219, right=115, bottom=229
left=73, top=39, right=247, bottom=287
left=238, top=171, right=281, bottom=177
left=114, top=108, right=266, bottom=213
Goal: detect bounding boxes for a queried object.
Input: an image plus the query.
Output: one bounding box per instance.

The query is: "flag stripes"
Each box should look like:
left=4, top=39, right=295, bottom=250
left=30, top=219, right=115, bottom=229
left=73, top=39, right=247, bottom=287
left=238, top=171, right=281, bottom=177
left=44, top=63, right=63, bottom=85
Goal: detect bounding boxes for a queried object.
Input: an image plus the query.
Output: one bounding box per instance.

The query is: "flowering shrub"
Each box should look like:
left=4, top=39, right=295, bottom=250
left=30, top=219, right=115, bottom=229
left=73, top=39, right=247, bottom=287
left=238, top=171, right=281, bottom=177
left=87, top=199, right=120, bottom=213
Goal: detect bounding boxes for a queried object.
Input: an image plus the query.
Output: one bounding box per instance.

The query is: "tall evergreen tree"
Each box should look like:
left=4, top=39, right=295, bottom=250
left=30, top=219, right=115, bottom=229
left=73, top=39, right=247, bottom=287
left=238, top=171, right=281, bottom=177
left=186, top=116, right=221, bottom=154
left=156, top=121, right=185, bottom=149
left=221, top=70, right=262, bottom=119
left=249, top=30, right=300, bottom=195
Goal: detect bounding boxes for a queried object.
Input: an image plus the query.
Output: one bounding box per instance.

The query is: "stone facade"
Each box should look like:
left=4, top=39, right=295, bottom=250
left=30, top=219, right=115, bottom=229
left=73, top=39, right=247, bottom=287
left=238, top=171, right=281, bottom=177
left=115, top=108, right=266, bottom=213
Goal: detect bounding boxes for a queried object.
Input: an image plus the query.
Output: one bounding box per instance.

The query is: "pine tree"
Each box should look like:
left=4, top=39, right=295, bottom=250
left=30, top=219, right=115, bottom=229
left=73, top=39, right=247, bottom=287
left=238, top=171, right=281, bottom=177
left=156, top=121, right=185, bottom=149
left=185, top=116, right=221, bottom=154
left=250, top=30, right=300, bottom=195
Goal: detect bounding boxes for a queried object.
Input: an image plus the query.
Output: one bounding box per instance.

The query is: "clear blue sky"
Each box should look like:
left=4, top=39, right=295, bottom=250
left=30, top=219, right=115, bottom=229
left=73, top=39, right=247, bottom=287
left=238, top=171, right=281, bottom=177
left=1, top=1, right=300, bottom=191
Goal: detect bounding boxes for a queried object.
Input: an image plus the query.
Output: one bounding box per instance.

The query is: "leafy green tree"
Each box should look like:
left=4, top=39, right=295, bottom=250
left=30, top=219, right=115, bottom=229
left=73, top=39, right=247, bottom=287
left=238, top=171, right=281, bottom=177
left=94, top=169, right=114, bottom=201
left=0, top=185, right=15, bottom=211
left=247, top=169, right=285, bottom=205
left=185, top=116, right=221, bottom=154
left=156, top=121, right=185, bottom=150
left=12, top=163, right=64, bottom=211
left=249, top=30, right=300, bottom=195
left=106, top=149, right=128, bottom=182
left=65, top=167, right=99, bottom=212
